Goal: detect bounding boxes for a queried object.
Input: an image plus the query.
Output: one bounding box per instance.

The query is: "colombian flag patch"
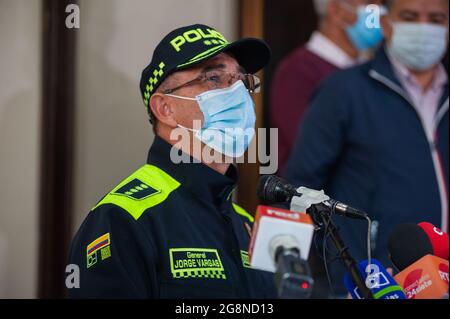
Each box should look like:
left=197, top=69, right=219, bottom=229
left=86, top=233, right=111, bottom=268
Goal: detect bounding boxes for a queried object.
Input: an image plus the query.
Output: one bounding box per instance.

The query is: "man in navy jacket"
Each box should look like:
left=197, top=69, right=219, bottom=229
left=285, top=0, right=448, bottom=294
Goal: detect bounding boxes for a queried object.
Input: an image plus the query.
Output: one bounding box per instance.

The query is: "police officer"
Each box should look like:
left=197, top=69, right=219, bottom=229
left=68, top=24, right=277, bottom=298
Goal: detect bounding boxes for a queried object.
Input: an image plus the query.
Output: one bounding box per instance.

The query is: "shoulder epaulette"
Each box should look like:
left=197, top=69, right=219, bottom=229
left=92, top=164, right=180, bottom=220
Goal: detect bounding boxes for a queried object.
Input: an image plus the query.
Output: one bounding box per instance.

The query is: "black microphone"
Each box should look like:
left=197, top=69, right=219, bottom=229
left=388, top=223, right=434, bottom=271
left=257, top=175, right=368, bottom=220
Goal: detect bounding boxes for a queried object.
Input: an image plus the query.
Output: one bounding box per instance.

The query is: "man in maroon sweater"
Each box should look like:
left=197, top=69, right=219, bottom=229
left=270, top=0, right=384, bottom=174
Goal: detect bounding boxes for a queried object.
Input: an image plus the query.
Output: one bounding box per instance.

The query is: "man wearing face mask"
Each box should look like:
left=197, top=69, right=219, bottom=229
left=271, top=0, right=385, bottom=175
left=68, top=24, right=277, bottom=298
left=285, top=0, right=449, bottom=295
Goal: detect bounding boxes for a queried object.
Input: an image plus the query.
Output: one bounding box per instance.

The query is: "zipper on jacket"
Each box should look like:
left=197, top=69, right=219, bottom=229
left=369, top=69, right=449, bottom=232
left=370, top=220, right=379, bottom=253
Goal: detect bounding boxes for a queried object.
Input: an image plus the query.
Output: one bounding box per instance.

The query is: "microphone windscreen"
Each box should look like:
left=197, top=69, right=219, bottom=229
left=418, top=222, right=449, bottom=260
left=388, top=223, right=434, bottom=271
left=257, top=175, right=272, bottom=202
left=257, top=175, right=291, bottom=203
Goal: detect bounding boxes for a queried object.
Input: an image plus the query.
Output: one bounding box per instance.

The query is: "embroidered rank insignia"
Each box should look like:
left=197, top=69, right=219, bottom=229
left=169, top=248, right=226, bottom=280
left=112, top=178, right=160, bottom=200
left=240, top=250, right=251, bottom=268
left=87, top=233, right=111, bottom=268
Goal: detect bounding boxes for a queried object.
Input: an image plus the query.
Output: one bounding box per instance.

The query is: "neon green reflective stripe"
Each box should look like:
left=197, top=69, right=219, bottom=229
left=93, top=164, right=180, bottom=220
left=373, top=286, right=404, bottom=299
left=177, top=44, right=228, bottom=68
left=232, top=203, right=254, bottom=223
left=240, top=250, right=251, bottom=268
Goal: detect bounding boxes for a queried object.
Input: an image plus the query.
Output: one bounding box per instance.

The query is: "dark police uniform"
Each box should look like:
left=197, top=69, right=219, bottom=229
left=68, top=137, right=277, bottom=298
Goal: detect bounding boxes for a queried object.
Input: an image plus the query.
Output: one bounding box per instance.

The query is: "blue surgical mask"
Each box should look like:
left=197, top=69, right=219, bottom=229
left=166, top=80, right=256, bottom=158
left=345, top=6, right=384, bottom=52
left=388, top=22, right=448, bottom=71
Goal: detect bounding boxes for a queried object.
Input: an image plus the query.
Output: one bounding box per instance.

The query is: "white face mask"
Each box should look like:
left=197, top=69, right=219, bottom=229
left=388, top=22, right=448, bottom=71
left=166, top=80, right=256, bottom=158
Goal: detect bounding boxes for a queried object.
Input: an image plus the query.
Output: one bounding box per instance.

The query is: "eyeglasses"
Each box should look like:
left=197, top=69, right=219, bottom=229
left=163, top=70, right=261, bottom=95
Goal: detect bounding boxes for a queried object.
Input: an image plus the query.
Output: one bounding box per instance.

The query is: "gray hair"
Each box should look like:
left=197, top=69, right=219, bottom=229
left=313, top=0, right=330, bottom=17
left=314, top=0, right=355, bottom=17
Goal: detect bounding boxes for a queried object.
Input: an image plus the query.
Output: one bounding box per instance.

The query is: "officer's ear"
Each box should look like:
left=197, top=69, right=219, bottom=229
left=149, top=93, right=178, bottom=128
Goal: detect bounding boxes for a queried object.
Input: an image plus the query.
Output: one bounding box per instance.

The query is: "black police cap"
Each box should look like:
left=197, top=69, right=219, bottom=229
left=139, top=24, right=271, bottom=113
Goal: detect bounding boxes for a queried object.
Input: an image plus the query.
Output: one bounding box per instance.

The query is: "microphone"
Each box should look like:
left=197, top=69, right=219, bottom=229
left=344, top=259, right=406, bottom=299
left=248, top=205, right=315, bottom=298
left=394, top=255, right=448, bottom=299
left=257, top=175, right=368, bottom=220
left=388, top=223, right=434, bottom=271
left=418, top=222, right=449, bottom=260
left=389, top=223, right=449, bottom=299
left=388, top=223, right=449, bottom=270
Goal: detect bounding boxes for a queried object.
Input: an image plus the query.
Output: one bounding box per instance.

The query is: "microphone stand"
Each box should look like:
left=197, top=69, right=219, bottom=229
left=310, top=204, right=374, bottom=299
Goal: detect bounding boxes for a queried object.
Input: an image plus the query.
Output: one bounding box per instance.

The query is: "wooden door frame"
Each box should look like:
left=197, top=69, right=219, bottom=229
left=238, top=0, right=265, bottom=214
left=38, top=0, right=77, bottom=298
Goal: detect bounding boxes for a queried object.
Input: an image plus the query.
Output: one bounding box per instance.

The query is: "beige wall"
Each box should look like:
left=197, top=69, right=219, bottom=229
left=0, top=0, right=238, bottom=299
left=73, top=0, right=238, bottom=229
left=0, top=0, right=41, bottom=298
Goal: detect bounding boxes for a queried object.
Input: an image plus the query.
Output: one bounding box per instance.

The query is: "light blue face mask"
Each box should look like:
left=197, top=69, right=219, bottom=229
left=345, top=6, right=384, bottom=52
left=166, top=80, right=256, bottom=158
left=388, top=22, right=448, bottom=72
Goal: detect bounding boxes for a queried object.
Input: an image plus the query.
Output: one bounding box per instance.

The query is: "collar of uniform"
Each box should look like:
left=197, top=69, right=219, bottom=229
left=146, top=136, right=238, bottom=205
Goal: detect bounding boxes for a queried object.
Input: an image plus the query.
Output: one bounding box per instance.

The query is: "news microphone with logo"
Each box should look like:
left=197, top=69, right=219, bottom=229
left=257, top=175, right=368, bottom=220
left=248, top=205, right=315, bottom=298
left=344, top=259, right=406, bottom=299
left=418, top=222, right=449, bottom=260
left=388, top=223, right=448, bottom=270
left=389, top=223, right=449, bottom=299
